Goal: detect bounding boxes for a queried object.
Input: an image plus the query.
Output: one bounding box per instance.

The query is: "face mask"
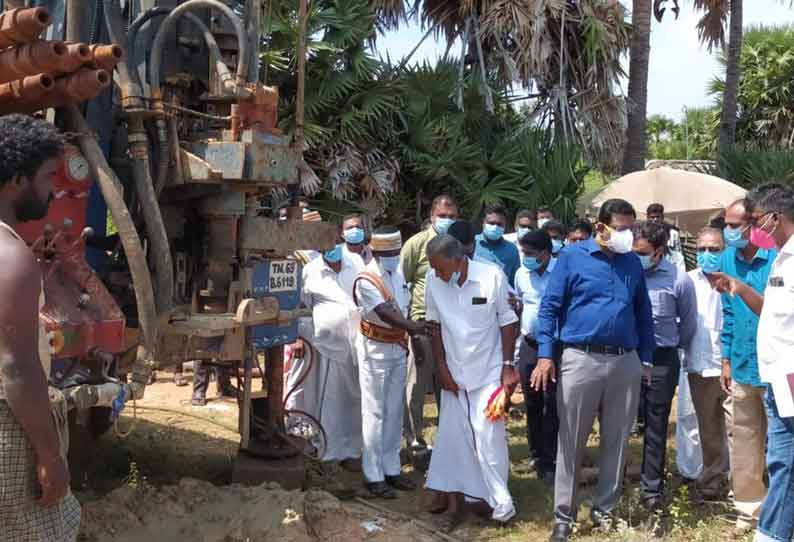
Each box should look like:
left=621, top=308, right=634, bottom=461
left=343, top=227, right=365, bottom=245
left=483, top=224, right=504, bottom=241
left=697, top=250, right=723, bottom=273
left=551, top=239, right=564, bottom=254
left=723, top=226, right=749, bottom=249
left=516, top=227, right=530, bottom=241
left=604, top=227, right=634, bottom=254
left=378, top=255, right=400, bottom=273
left=434, top=217, right=455, bottom=235
left=324, top=244, right=343, bottom=263
left=537, top=218, right=551, bottom=229
left=638, top=253, right=655, bottom=271
left=750, top=215, right=777, bottom=250
left=522, top=256, right=542, bottom=272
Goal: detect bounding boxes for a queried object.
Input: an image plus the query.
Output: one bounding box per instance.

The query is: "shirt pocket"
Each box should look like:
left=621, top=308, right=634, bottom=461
left=649, top=289, right=676, bottom=317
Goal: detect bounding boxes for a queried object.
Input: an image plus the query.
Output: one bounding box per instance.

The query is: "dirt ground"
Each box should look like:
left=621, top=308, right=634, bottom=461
left=73, top=371, right=749, bottom=542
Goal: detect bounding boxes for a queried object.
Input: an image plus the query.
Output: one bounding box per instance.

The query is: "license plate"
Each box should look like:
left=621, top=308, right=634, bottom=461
left=268, top=260, right=298, bottom=293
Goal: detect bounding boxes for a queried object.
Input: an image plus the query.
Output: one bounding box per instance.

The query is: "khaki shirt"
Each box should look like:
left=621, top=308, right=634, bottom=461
left=400, top=227, right=436, bottom=321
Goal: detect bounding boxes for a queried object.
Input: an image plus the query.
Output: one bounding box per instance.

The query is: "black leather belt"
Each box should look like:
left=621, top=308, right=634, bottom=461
left=565, top=343, right=634, bottom=356
left=524, top=336, right=539, bottom=349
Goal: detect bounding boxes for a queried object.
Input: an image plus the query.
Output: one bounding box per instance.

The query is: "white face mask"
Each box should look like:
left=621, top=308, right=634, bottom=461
left=606, top=228, right=634, bottom=254
left=378, top=256, right=400, bottom=273
left=537, top=218, right=551, bottom=229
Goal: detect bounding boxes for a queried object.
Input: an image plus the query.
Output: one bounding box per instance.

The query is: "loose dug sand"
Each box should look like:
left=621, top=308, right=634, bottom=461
left=80, top=478, right=440, bottom=542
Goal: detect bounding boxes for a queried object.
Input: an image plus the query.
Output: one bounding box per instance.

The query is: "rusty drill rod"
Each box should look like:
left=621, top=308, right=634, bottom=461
left=0, top=40, right=68, bottom=85
left=0, top=7, right=51, bottom=49
left=0, top=74, right=54, bottom=114
left=58, top=42, right=93, bottom=74
left=86, top=43, right=124, bottom=72
left=54, top=68, right=110, bottom=102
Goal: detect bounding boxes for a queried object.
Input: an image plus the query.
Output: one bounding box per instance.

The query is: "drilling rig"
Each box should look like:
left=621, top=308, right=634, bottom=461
left=0, top=0, right=334, bottom=486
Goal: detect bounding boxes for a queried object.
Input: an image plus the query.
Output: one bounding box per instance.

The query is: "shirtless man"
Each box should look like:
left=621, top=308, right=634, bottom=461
left=0, top=114, right=80, bottom=541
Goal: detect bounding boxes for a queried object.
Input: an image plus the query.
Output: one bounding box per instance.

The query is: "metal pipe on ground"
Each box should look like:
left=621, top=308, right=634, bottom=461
left=0, top=7, right=51, bottom=49
left=0, top=41, right=67, bottom=84
left=0, top=74, right=54, bottom=114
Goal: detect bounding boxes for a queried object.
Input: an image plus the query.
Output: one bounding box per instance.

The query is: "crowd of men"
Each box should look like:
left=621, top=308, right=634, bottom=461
left=0, top=114, right=793, bottom=542
left=288, top=190, right=794, bottom=542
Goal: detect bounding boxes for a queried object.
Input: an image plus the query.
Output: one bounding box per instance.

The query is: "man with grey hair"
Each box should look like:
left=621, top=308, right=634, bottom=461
left=423, top=235, right=520, bottom=531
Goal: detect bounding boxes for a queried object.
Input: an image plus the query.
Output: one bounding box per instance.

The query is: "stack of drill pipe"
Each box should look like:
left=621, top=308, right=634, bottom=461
left=0, top=6, right=123, bottom=115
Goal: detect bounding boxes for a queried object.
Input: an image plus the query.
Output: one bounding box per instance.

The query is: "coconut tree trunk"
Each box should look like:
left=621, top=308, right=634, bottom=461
left=622, top=0, right=653, bottom=174
left=719, top=0, right=742, bottom=153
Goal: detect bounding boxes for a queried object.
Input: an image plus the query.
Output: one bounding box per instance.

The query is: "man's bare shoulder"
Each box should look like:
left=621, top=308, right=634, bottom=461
left=0, top=236, right=40, bottom=292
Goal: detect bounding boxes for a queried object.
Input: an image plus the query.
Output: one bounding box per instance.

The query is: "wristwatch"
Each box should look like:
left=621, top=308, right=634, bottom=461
left=503, top=359, right=516, bottom=368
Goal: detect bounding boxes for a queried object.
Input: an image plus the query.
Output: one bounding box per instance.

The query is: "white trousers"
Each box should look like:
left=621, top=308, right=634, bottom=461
left=319, top=352, right=362, bottom=462
left=676, top=369, right=704, bottom=480
left=284, top=347, right=324, bottom=419
left=426, top=381, right=515, bottom=522
left=358, top=352, right=407, bottom=483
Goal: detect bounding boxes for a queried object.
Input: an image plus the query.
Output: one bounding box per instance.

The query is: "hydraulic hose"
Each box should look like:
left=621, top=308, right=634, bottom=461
left=127, top=7, right=233, bottom=94
left=148, top=0, right=249, bottom=141
left=63, top=105, right=157, bottom=393
left=102, top=0, right=174, bottom=318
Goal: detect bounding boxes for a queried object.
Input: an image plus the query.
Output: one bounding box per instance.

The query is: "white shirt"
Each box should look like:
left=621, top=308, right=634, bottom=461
left=757, top=236, right=794, bottom=383
left=425, top=260, right=518, bottom=391
left=683, top=269, right=723, bottom=377
left=301, top=256, right=361, bottom=360
left=355, top=259, right=410, bottom=360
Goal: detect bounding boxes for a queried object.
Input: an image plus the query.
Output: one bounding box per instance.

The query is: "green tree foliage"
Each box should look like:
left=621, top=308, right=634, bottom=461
left=645, top=109, right=718, bottom=160
left=262, top=0, right=588, bottom=225
left=710, top=25, right=794, bottom=148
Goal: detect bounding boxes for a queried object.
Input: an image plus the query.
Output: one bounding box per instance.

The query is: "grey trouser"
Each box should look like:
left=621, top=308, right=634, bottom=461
left=404, top=332, right=440, bottom=449
left=554, top=347, right=642, bottom=525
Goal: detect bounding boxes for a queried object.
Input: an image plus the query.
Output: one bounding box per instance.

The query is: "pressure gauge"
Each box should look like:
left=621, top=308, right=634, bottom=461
left=65, top=149, right=90, bottom=183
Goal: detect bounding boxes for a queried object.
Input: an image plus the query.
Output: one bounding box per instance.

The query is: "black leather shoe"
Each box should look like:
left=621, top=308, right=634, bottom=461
left=385, top=474, right=417, bottom=491
left=549, top=523, right=572, bottom=542
left=590, top=508, right=615, bottom=530
left=644, top=496, right=664, bottom=513
left=366, top=481, right=397, bottom=499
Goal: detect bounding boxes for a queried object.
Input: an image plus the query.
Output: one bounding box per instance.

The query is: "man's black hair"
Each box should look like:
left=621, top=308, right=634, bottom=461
left=373, top=225, right=399, bottom=235
left=515, top=209, right=536, bottom=222
left=570, top=220, right=593, bottom=237
left=0, top=114, right=65, bottom=185
left=598, top=198, right=636, bottom=225
left=647, top=203, right=665, bottom=216
left=427, top=234, right=464, bottom=259
left=430, top=194, right=458, bottom=213
left=483, top=204, right=507, bottom=220
left=519, top=229, right=552, bottom=253
left=632, top=221, right=668, bottom=249
left=342, top=213, right=364, bottom=224
left=447, top=220, right=476, bottom=246
left=537, top=206, right=553, bottom=215
left=747, top=182, right=794, bottom=220
left=541, top=219, right=566, bottom=236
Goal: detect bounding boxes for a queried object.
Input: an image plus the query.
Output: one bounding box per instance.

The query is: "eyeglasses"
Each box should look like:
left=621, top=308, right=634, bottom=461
left=697, top=247, right=722, bottom=253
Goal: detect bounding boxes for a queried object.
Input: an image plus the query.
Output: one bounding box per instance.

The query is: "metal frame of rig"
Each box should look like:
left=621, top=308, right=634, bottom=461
left=0, top=0, right=334, bottom=486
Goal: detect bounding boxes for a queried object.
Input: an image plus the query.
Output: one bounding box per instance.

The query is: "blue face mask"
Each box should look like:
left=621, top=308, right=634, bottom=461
left=724, top=226, right=749, bottom=249
left=434, top=217, right=455, bottom=235
left=483, top=224, right=505, bottom=241
left=551, top=239, right=564, bottom=254
left=638, top=253, right=655, bottom=271
left=516, top=227, right=531, bottom=241
left=324, top=244, right=343, bottom=263
left=378, top=255, right=400, bottom=273
left=697, top=250, right=723, bottom=273
left=343, top=227, right=365, bottom=245
left=522, top=256, right=543, bottom=272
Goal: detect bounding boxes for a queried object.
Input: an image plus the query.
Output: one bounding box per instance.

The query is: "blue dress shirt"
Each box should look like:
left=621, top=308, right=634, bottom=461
left=536, top=239, right=656, bottom=363
left=720, top=246, right=776, bottom=387
left=514, top=258, right=557, bottom=339
left=474, top=234, right=520, bottom=288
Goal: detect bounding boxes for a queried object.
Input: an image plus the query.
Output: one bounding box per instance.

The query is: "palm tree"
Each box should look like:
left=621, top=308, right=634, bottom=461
left=622, top=0, right=653, bottom=174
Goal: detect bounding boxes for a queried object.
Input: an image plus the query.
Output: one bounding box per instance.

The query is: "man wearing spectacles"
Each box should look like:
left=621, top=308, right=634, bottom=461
left=719, top=198, right=778, bottom=531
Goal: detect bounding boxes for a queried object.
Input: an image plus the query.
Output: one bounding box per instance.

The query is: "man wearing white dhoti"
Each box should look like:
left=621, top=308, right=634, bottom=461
left=423, top=235, right=520, bottom=531
left=301, top=241, right=364, bottom=468
left=353, top=227, right=429, bottom=498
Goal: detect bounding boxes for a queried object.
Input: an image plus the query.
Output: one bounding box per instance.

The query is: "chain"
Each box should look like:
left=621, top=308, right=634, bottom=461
left=61, top=131, right=98, bottom=141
